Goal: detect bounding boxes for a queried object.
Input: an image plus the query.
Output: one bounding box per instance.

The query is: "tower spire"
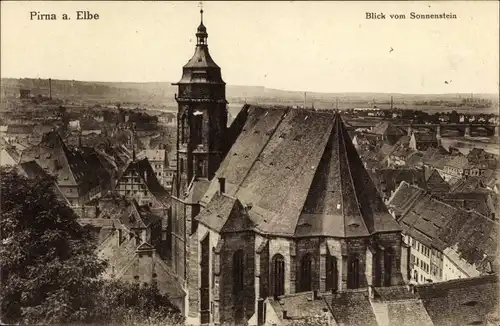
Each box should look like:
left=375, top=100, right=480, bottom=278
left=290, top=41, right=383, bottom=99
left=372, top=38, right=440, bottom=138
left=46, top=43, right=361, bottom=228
left=199, top=1, right=204, bottom=23
left=196, top=1, right=208, bottom=45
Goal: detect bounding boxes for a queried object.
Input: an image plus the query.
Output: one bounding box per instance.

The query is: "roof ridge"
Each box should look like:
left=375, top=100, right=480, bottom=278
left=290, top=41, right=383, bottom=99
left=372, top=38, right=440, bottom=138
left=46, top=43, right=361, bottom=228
left=338, top=114, right=370, bottom=234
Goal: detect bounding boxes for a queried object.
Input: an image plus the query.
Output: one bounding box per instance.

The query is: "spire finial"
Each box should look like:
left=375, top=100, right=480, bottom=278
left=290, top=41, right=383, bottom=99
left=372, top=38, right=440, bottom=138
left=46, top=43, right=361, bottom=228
left=199, top=1, right=204, bottom=23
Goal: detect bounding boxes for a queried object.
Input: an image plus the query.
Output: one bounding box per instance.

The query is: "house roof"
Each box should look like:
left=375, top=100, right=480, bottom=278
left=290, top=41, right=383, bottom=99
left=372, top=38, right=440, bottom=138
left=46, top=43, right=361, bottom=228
left=439, top=190, right=498, bottom=217
left=326, top=291, right=378, bottom=326
left=386, top=181, right=426, bottom=217
left=371, top=122, right=405, bottom=137
left=98, top=232, right=185, bottom=300
left=395, top=186, right=499, bottom=272
left=419, top=147, right=452, bottom=170
left=16, top=160, right=50, bottom=179
left=198, top=106, right=400, bottom=237
left=446, top=155, right=470, bottom=169
left=20, top=131, right=100, bottom=196
left=413, top=132, right=438, bottom=143
left=416, top=274, right=499, bottom=326
left=268, top=275, right=499, bottom=326
left=451, top=176, right=486, bottom=192
left=370, top=168, right=427, bottom=196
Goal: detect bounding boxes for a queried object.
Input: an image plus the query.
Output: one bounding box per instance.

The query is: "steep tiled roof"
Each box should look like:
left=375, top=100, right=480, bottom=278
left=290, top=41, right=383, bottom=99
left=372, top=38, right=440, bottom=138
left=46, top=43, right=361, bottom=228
left=199, top=106, right=400, bottom=237
left=416, top=275, right=499, bottom=326
left=439, top=190, right=498, bottom=217
left=395, top=187, right=499, bottom=273
left=20, top=131, right=100, bottom=196
left=327, top=291, right=378, bottom=326
left=386, top=182, right=426, bottom=217
left=418, top=147, right=452, bottom=170
left=184, top=179, right=211, bottom=205
left=445, top=155, right=470, bottom=169
left=386, top=300, right=434, bottom=326
left=16, top=160, right=49, bottom=179
left=450, top=176, right=486, bottom=192
left=370, top=168, right=427, bottom=197
left=98, top=233, right=185, bottom=302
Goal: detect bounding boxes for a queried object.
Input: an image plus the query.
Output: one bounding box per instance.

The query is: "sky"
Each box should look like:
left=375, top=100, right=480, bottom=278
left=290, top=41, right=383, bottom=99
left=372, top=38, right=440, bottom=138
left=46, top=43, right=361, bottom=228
left=1, top=1, right=499, bottom=94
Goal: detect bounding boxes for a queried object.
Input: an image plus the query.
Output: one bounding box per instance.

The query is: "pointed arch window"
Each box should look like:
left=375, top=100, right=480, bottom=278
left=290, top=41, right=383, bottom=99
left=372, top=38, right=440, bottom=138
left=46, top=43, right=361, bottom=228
left=233, top=250, right=245, bottom=294
left=347, top=255, right=360, bottom=289
left=326, top=255, right=338, bottom=292
left=192, top=113, right=203, bottom=146
left=384, top=247, right=394, bottom=286
left=271, top=254, right=285, bottom=297
left=299, top=254, right=313, bottom=292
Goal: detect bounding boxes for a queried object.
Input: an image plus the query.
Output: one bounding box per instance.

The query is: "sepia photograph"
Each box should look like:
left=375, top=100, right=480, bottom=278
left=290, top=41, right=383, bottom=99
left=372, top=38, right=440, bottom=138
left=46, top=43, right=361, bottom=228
left=0, top=1, right=499, bottom=325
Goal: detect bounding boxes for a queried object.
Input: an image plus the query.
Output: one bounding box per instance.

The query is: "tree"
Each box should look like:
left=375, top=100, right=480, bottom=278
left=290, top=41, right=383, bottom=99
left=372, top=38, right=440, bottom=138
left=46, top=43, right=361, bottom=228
left=1, top=168, right=184, bottom=325
left=0, top=168, right=107, bottom=324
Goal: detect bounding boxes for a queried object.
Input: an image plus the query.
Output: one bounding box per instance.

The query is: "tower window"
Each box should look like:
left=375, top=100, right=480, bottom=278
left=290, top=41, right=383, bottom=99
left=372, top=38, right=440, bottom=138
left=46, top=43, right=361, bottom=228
left=233, top=250, right=245, bottom=294
left=271, top=254, right=285, bottom=297
left=299, top=254, right=313, bottom=292
left=326, top=255, right=338, bottom=292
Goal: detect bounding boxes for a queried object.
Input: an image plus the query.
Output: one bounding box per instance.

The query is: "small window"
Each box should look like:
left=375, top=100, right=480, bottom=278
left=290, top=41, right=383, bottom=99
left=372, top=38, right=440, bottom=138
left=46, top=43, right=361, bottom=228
left=233, top=250, right=245, bottom=294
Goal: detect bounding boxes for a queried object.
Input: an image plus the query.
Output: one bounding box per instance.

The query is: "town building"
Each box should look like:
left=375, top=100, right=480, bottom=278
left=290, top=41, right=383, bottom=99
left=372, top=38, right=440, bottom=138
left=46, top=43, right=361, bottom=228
left=78, top=196, right=185, bottom=312
left=387, top=182, right=498, bottom=285
left=115, top=156, right=170, bottom=209
left=137, top=149, right=168, bottom=187
left=369, top=121, right=406, bottom=145
left=268, top=274, right=499, bottom=326
left=19, top=131, right=102, bottom=207
left=409, top=132, right=439, bottom=151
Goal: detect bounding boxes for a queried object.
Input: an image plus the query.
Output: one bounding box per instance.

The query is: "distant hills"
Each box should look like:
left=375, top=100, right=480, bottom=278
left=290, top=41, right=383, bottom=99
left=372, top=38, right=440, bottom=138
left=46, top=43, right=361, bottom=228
left=1, top=78, right=498, bottom=113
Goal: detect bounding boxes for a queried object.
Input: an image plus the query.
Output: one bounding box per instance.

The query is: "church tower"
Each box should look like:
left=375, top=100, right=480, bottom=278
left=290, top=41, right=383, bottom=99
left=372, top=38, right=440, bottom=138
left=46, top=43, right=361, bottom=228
left=173, top=7, right=228, bottom=196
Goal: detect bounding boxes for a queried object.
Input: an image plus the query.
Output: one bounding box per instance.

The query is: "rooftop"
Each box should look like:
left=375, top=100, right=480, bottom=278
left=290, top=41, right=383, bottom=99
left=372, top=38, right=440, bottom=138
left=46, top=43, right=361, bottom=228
left=197, top=106, right=401, bottom=237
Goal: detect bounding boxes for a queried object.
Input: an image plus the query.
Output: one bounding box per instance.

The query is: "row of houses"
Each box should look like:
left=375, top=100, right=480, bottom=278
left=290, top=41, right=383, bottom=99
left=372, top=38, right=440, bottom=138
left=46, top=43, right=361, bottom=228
left=386, top=181, right=498, bottom=284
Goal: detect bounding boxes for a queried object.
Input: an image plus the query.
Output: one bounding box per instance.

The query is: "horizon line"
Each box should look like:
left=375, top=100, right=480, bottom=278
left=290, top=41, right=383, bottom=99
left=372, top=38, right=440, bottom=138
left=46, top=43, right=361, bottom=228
left=1, top=76, right=499, bottom=96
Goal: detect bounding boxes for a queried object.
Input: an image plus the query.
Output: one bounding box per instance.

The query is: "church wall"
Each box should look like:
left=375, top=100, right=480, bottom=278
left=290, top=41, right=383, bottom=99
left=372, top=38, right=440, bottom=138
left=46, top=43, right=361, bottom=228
left=269, top=237, right=292, bottom=295
left=171, top=198, right=187, bottom=281
left=344, top=238, right=369, bottom=289
left=220, top=232, right=256, bottom=324
left=325, top=238, right=344, bottom=291
left=375, top=232, right=404, bottom=286
left=295, top=238, right=321, bottom=292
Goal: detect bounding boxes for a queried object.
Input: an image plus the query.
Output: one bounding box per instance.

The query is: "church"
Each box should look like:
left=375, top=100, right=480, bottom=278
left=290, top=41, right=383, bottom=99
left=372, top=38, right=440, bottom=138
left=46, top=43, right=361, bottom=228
left=169, top=8, right=411, bottom=325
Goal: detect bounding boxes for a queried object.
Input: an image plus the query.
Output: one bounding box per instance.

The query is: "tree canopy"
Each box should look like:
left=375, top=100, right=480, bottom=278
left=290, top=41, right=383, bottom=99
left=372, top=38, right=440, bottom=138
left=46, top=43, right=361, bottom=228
left=0, top=168, right=182, bottom=324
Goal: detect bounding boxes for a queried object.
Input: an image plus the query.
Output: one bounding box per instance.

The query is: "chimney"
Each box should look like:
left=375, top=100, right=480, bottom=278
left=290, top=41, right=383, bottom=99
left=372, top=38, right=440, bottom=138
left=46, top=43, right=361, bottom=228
left=49, top=78, right=52, bottom=100
left=218, top=177, right=226, bottom=194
